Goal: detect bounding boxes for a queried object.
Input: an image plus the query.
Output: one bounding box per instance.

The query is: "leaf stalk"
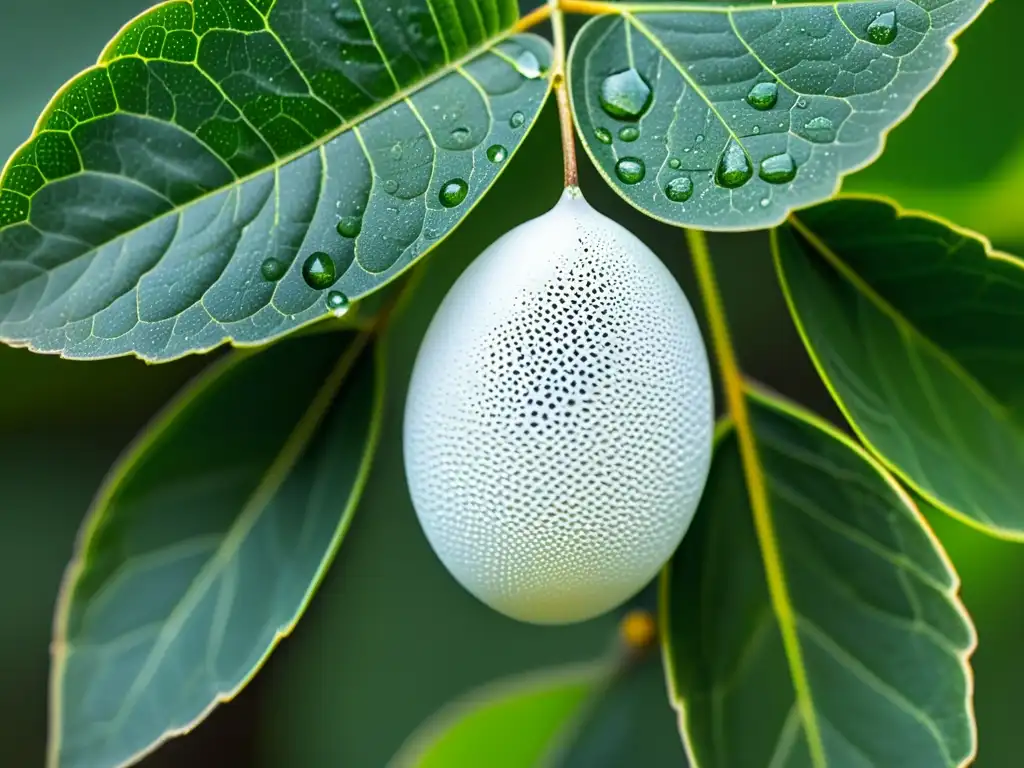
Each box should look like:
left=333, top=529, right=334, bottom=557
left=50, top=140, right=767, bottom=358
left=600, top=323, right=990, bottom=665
left=548, top=0, right=580, bottom=188
left=687, top=228, right=828, bottom=768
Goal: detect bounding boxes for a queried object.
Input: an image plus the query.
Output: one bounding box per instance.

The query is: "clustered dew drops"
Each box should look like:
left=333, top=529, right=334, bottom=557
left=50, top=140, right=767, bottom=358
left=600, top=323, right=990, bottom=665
left=404, top=187, right=714, bottom=624
left=592, top=57, right=847, bottom=200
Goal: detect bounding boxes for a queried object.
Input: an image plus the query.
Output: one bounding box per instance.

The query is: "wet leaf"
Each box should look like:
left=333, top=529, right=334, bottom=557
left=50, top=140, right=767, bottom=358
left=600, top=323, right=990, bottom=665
left=0, top=0, right=550, bottom=360
left=569, top=0, right=988, bottom=231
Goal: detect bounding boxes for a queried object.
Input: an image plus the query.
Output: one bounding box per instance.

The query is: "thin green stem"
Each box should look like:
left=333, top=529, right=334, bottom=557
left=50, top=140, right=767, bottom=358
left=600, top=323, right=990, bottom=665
left=687, top=228, right=828, bottom=768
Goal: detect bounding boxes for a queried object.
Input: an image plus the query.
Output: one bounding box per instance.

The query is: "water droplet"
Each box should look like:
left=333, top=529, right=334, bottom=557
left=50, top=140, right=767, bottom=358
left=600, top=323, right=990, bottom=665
left=450, top=127, right=471, bottom=145
left=759, top=152, right=797, bottom=184
left=383, top=178, right=399, bottom=194
left=867, top=11, right=897, bottom=45
left=337, top=216, right=361, bottom=238
left=759, top=197, right=771, bottom=208
left=389, top=142, right=403, bottom=160
left=802, top=115, right=836, bottom=143
left=668, top=157, right=681, bottom=169
left=514, top=50, right=543, bottom=79
left=618, top=126, right=640, bottom=142
left=326, top=290, right=350, bottom=316
left=509, top=111, right=526, bottom=129
left=598, top=68, right=652, bottom=120
left=439, top=178, right=468, bottom=207
left=752, top=125, right=761, bottom=135
left=797, top=98, right=808, bottom=109
left=486, top=144, right=507, bottom=163
left=614, top=157, right=645, bottom=185
left=695, top=134, right=705, bottom=144
left=664, top=176, right=694, bottom=202
left=302, top=252, right=337, bottom=290
left=407, top=21, right=422, bottom=39
left=715, top=140, right=752, bottom=188
left=746, top=81, right=778, bottom=110
left=594, top=127, right=613, bottom=144
left=260, top=257, right=286, bottom=282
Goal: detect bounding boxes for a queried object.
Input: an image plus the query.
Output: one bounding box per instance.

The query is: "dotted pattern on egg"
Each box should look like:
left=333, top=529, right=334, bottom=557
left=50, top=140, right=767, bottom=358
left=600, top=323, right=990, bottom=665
left=403, top=191, right=714, bottom=624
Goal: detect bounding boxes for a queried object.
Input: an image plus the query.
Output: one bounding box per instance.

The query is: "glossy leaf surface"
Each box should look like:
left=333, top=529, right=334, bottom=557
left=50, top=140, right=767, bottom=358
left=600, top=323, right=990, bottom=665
left=390, top=664, right=603, bottom=767
left=569, top=0, right=988, bottom=231
left=49, top=329, right=383, bottom=768
left=775, top=196, right=1024, bottom=537
left=0, top=0, right=551, bottom=361
left=662, top=391, right=975, bottom=767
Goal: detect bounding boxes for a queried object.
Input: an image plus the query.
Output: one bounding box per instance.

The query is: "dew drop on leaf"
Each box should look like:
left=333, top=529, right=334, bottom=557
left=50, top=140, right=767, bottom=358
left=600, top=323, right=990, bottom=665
left=802, top=115, right=836, bottom=143
left=668, top=157, right=681, bottom=169
left=383, top=178, right=399, bottom=194
left=514, top=50, right=543, bottom=79
left=450, top=127, right=471, bottom=145
left=509, top=111, right=526, bottom=129
left=614, top=157, right=645, bottom=185
left=665, top=176, right=694, bottom=202
left=867, top=11, right=898, bottom=45
left=594, top=127, right=613, bottom=144
left=759, top=152, right=797, bottom=184
left=260, top=257, right=286, bottom=282
left=746, top=81, right=778, bottom=110
left=598, top=68, right=652, bottom=120
left=439, top=178, right=469, bottom=207
left=302, top=252, right=337, bottom=290
left=715, top=140, right=752, bottom=188
left=618, top=126, right=640, bottom=142
left=486, top=144, right=507, bottom=163
left=326, top=290, right=350, bottom=316
left=337, top=216, right=361, bottom=238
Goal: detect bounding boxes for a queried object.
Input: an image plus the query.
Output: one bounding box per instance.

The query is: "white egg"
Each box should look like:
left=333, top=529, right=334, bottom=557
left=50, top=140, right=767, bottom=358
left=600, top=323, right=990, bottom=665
left=403, top=188, right=714, bottom=624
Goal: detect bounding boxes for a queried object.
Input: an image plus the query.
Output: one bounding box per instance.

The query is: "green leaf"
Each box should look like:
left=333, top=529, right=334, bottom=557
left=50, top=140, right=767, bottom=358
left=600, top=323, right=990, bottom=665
left=774, top=196, right=1024, bottom=538
left=49, top=329, right=384, bottom=768
left=661, top=390, right=976, bottom=768
left=0, top=0, right=551, bottom=361
left=550, top=652, right=687, bottom=767
left=390, top=663, right=606, bottom=768
left=568, top=0, right=989, bottom=231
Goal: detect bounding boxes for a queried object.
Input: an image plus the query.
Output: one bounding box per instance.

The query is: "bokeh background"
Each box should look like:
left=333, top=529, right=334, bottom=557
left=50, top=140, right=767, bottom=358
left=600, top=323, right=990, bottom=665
left=2, top=1, right=1021, bottom=765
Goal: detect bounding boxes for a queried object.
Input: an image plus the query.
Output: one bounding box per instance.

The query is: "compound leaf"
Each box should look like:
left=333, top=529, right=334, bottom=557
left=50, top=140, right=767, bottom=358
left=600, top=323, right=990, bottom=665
left=662, top=390, right=976, bottom=767
left=775, top=196, right=1024, bottom=538
left=569, top=0, right=988, bottom=231
left=49, top=329, right=383, bottom=768
left=0, top=0, right=550, bottom=361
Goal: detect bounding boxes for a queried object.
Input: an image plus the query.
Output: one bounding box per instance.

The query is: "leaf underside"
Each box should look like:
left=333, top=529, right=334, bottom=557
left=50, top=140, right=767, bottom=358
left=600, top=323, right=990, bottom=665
left=569, top=0, right=988, bottom=231
left=662, top=390, right=975, bottom=768
left=49, top=330, right=382, bottom=768
left=0, top=0, right=551, bottom=361
left=775, top=196, right=1024, bottom=538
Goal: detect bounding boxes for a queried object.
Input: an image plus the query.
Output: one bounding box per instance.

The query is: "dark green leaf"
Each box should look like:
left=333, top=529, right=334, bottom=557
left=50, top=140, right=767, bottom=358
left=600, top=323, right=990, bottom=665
left=774, top=196, right=1024, bottom=538
left=662, top=390, right=975, bottom=767
left=49, top=329, right=384, bottom=768
left=390, top=663, right=606, bottom=768
left=568, top=0, right=988, bottom=231
left=0, top=0, right=551, bottom=361
left=550, top=653, right=687, bottom=768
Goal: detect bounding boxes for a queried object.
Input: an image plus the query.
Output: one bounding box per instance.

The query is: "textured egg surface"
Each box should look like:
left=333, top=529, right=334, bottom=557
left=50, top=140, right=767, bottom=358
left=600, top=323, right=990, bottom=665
left=403, top=189, right=714, bottom=624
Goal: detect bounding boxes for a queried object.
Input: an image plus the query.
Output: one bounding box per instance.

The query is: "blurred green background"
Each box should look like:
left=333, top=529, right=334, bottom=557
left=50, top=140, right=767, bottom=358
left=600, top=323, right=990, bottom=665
left=1, top=1, right=1021, bottom=765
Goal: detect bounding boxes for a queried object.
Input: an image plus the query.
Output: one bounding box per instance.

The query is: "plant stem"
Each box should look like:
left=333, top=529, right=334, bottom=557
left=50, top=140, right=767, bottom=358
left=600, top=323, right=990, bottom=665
left=559, top=0, right=620, bottom=16
left=549, top=0, right=579, bottom=188
left=514, top=4, right=552, bottom=32
left=687, top=228, right=827, bottom=768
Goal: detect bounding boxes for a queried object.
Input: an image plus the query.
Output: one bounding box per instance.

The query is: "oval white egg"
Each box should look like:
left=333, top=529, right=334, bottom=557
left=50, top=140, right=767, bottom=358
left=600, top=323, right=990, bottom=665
left=403, top=188, right=714, bottom=624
